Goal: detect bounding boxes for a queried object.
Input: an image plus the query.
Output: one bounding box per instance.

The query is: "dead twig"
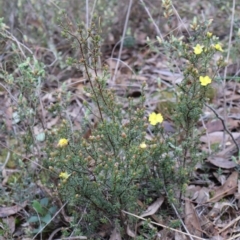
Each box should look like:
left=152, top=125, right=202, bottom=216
left=122, top=210, right=207, bottom=240
left=205, top=103, right=240, bottom=153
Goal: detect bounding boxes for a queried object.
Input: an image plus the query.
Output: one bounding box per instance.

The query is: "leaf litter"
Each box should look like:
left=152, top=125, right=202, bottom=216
left=1, top=44, right=240, bottom=239
left=1, top=6, right=240, bottom=240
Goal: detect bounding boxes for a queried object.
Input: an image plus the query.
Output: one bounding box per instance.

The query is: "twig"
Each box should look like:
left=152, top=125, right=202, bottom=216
left=205, top=103, right=240, bottom=153
left=0, top=82, right=18, bottom=104
left=0, top=142, right=53, bottom=172
left=122, top=210, right=207, bottom=240
left=162, top=182, right=195, bottom=240
left=171, top=3, right=190, bottom=37
left=109, top=57, right=135, bottom=75
left=48, top=227, right=62, bottom=240
left=200, top=115, right=212, bottom=154
left=85, top=0, right=91, bottom=65
left=214, top=198, right=236, bottom=229
left=32, top=201, right=69, bottom=240
left=207, top=185, right=237, bottom=203
left=170, top=202, right=195, bottom=240
left=219, top=214, right=240, bottom=234
left=113, top=0, right=133, bottom=82
left=139, top=0, right=163, bottom=40
left=227, top=232, right=240, bottom=240
left=4, top=29, right=34, bottom=60
left=222, top=0, right=236, bottom=149
left=69, top=207, right=87, bottom=238
left=0, top=151, right=10, bottom=171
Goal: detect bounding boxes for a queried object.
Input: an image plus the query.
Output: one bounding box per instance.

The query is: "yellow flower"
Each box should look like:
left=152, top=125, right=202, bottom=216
left=207, top=32, right=213, bottom=37
left=199, top=76, right=212, bottom=86
left=214, top=43, right=223, bottom=52
left=140, top=142, right=147, bottom=149
left=59, top=172, right=71, bottom=180
left=149, top=112, right=163, bottom=126
left=193, top=44, right=204, bottom=55
left=57, top=138, right=68, bottom=147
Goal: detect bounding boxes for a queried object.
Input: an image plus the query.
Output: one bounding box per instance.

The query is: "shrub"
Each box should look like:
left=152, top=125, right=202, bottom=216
left=42, top=17, right=224, bottom=237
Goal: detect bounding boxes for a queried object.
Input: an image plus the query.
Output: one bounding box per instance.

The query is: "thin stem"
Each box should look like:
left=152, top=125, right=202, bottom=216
left=113, top=0, right=133, bottom=82
left=139, top=0, right=163, bottom=40
left=205, top=103, right=239, bottom=153
left=65, top=30, right=104, bottom=121
left=222, top=0, right=235, bottom=149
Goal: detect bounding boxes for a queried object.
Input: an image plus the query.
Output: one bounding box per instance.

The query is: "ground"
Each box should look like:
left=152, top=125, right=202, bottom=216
left=0, top=0, right=240, bottom=239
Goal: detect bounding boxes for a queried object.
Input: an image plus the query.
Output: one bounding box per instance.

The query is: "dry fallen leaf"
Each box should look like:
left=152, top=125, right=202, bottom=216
left=204, top=119, right=240, bottom=133
left=193, top=187, right=210, bottom=204
left=2, top=216, right=15, bottom=234
left=208, top=157, right=237, bottom=169
left=109, top=226, right=122, bottom=240
left=185, top=199, right=202, bottom=238
left=0, top=201, right=28, bottom=218
left=200, top=131, right=240, bottom=144
left=140, top=196, right=164, bottom=218
left=208, top=171, right=238, bottom=203
left=137, top=198, right=165, bottom=225
left=208, top=202, right=234, bottom=219
left=174, top=231, right=188, bottom=240
left=199, top=214, right=215, bottom=236
left=210, top=236, right=224, bottom=240
left=208, top=135, right=240, bottom=161
left=126, top=225, right=136, bottom=238
left=213, top=172, right=227, bottom=185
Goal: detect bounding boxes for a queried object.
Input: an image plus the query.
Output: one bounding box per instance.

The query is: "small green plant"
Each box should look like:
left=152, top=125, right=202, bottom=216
left=28, top=198, right=58, bottom=236
left=169, top=219, right=182, bottom=229
left=41, top=15, right=225, bottom=237
left=0, top=219, right=13, bottom=240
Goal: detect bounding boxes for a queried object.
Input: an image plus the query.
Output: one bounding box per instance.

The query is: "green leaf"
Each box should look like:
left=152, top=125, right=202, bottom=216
left=40, top=197, right=48, bottom=207
left=41, top=213, right=51, bottom=224
left=36, top=132, right=45, bottom=142
left=49, top=206, right=57, bottom=215
left=32, top=200, right=44, bottom=215
left=28, top=216, right=39, bottom=223
left=12, top=112, right=20, bottom=124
